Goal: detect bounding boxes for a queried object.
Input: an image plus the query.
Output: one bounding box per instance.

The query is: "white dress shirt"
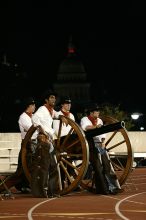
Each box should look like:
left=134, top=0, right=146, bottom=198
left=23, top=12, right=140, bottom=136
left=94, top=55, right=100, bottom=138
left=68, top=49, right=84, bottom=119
left=80, top=116, right=106, bottom=143
left=32, top=106, right=59, bottom=139
left=18, top=112, right=33, bottom=140
left=53, top=111, right=75, bottom=137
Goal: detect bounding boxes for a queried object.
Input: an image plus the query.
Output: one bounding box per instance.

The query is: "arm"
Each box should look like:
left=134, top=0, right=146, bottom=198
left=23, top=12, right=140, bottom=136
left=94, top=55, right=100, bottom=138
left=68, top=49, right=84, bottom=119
left=18, top=113, right=33, bottom=139
left=19, top=113, right=32, bottom=132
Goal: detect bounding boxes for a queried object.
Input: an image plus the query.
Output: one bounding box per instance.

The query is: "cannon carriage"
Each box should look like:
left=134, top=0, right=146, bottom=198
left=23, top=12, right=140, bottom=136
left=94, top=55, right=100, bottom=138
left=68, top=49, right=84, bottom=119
left=21, top=115, right=133, bottom=196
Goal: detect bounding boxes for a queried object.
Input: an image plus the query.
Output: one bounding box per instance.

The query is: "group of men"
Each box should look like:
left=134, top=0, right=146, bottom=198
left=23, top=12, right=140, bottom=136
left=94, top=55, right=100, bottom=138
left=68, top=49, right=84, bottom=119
left=0, top=89, right=122, bottom=197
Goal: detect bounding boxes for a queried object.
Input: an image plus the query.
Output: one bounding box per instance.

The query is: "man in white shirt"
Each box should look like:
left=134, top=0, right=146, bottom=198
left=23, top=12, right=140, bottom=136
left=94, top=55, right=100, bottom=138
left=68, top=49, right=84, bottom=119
left=80, top=104, right=121, bottom=195
left=31, top=89, right=67, bottom=197
left=32, top=90, right=67, bottom=140
left=0, top=97, right=36, bottom=193
left=53, top=97, right=75, bottom=137
left=18, top=98, right=36, bottom=140
left=53, top=97, right=82, bottom=191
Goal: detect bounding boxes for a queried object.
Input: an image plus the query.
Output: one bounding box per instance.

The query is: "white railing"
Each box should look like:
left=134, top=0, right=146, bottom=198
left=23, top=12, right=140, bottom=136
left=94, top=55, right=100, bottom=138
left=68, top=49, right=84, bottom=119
left=0, top=133, right=21, bottom=173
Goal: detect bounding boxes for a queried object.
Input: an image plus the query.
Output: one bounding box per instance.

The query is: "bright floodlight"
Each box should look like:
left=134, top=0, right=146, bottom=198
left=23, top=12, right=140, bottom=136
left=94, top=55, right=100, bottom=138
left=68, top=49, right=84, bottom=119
left=131, top=113, right=141, bottom=120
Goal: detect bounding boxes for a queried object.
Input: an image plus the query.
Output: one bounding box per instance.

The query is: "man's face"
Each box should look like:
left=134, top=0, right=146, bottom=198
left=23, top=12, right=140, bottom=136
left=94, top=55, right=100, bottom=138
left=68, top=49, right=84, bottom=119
left=45, top=95, right=56, bottom=107
left=28, top=103, right=36, bottom=113
left=62, top=103, right=71, bottom=112
left=91, top=111, right=100, bottom=119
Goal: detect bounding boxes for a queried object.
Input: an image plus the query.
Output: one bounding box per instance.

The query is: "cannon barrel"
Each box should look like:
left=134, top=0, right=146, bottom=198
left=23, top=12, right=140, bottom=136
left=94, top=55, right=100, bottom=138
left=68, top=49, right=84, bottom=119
left=85, top=121, right=125, bottom=139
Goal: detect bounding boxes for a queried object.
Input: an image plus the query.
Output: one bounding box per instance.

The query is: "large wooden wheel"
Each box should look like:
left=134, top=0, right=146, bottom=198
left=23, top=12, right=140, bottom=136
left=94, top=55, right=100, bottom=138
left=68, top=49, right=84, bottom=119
left=21, top=116, right=89, bottom=196
left=81, top=115, right=133, bottom=192
left=22, top=115, right=133, bottom=195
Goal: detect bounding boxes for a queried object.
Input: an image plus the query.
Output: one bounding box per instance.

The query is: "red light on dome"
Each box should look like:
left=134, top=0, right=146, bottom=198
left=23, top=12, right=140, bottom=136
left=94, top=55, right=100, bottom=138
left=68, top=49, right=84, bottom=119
left=68, top=48, right=75, bottom=53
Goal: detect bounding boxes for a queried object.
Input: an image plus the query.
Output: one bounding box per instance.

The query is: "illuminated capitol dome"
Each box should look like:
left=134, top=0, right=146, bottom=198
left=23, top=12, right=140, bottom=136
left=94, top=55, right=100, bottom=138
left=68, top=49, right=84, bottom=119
left=53, top=37, right=91, bottom=104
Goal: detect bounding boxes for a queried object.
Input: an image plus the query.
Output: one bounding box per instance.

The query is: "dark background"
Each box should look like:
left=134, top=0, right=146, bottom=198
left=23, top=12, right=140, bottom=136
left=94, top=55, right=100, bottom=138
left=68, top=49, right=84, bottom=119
left=0, top=2, right=145, bottom=131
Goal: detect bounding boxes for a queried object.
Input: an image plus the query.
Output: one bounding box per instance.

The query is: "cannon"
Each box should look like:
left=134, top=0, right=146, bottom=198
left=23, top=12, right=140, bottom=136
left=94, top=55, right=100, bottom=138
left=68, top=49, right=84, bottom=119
left=21, top=115, right=133, bottom=195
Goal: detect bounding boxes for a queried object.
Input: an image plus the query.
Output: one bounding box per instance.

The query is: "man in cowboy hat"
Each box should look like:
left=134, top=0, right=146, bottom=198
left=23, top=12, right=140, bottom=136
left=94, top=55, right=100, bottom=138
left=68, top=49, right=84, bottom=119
left=0, top=97, right=36, bottom=193
left=53, top=96, right=75, bottom=137
left=80, top=103, right=122, bottom=195
left=31, top=89, right=68, bottom=198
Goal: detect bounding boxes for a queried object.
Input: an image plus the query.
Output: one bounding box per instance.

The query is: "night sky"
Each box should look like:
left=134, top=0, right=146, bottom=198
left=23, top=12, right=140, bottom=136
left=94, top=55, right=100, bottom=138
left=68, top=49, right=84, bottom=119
left=0, top=2, right=145, bottom=131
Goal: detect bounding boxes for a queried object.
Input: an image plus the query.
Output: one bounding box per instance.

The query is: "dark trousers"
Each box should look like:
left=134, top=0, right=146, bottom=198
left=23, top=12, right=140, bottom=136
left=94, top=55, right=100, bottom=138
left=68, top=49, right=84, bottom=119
left=90, top=142, right=121, bottom=194
left=31, top=141, right=59, bottom=198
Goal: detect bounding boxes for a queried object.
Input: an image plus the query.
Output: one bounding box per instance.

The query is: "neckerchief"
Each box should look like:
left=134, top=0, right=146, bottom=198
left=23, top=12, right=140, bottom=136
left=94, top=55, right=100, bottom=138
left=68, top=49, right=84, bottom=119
left=88, top=115, right=97, bottom=126
left=44, top=104, right=53, bottom=117
left=61, top=110, right=70, bottom=117
left=25, top=112, right=32, bottom=118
